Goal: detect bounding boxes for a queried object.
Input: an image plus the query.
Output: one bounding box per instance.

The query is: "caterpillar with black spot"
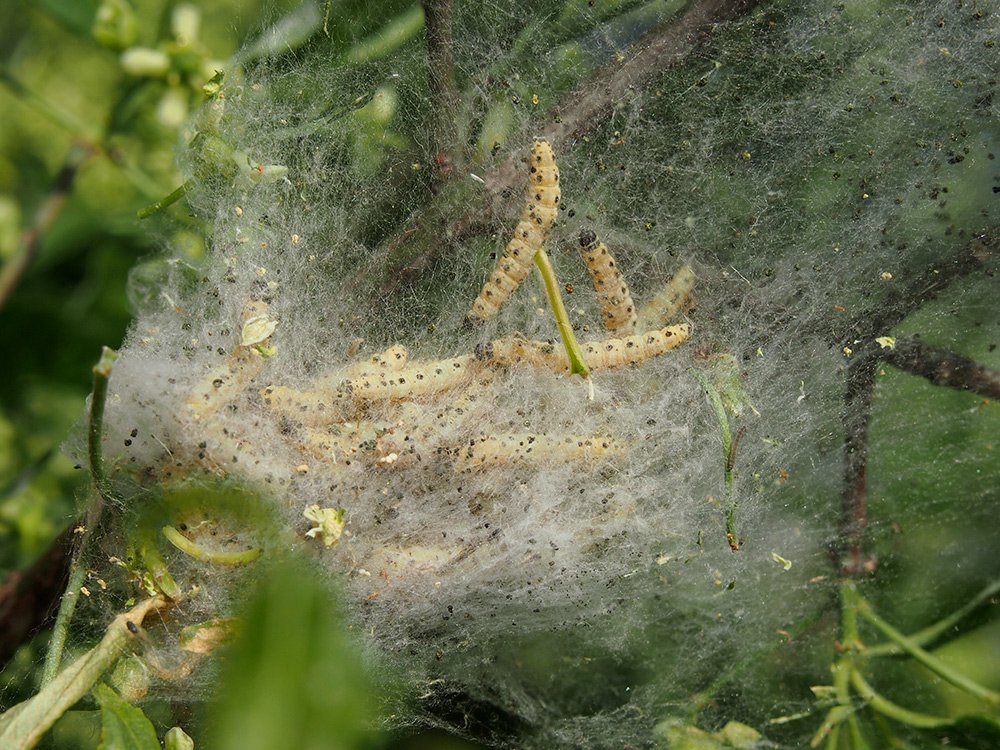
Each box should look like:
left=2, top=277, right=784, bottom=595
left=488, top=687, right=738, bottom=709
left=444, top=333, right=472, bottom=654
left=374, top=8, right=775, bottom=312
left=466, top=140, right=560, bottom=324
left=578, top=229, right=637, bottom=335
left=479, top=323, right=690, bottom=372
left=262, top=354, right=479, bottom=425
left=454, top=432, right=625, bottom=471
left=635, top=264, right=695, bottom=329
left=340, top=343, right=409, bottom=380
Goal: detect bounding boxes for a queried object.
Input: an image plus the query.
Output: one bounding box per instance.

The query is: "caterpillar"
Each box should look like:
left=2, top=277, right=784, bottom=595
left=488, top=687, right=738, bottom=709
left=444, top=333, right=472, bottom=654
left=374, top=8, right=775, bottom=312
left=259, top=383, right=354, bottom=426
left=344, top=354, right=477, bottom=404
left=479, top=323, right=690, bottom=373
left=262, top=354, right=479, bottom=425
left=578, top=229, right=637, bottom=335
left=299, top=423, right=382, bottom=462
left=466, top=140, right=560, bottom=324
left=635, top=264, right=695, bottom=329
left=454, top=432, right=625, bottom=471
left=579, top=323, right=690, bottom=370
left=341, top=343, right=409, bottom=379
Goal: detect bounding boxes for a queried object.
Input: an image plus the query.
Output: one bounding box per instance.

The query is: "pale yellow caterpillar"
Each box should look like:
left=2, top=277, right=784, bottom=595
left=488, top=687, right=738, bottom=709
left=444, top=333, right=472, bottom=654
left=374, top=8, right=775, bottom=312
left=299, top=423, right=382, bottom=462
left=480, top=323, right=690, bottom=373
left=345, top=354, right=477, bottom=404
left=466, top=140, right=560, bottom=324
left=262, top=354, right=478, bottom=425
left=635, top=264, right=695, bottom=329
left=579, top=324, right=690, bottom=370
left=259, top=383, right=353, bottom=426
left=578, top=229, right=637, bottom=335
left=454, top=433, right=625, bottom=471
left=341, top=343, right=408, bottom=380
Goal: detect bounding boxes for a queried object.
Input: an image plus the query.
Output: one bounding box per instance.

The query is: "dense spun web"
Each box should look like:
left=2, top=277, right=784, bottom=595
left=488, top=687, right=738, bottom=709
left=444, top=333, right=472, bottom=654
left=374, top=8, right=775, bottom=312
left=76, top=0, right=1000, bottom=746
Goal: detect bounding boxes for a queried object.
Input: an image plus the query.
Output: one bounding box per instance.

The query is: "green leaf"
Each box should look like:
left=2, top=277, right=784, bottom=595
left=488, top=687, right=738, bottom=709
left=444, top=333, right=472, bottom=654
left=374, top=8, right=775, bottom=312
left=205, top=559, right=378, bottom=750
left=93, top=682, right=160, bottom=750
left=164, top=726, right=195, bottom=750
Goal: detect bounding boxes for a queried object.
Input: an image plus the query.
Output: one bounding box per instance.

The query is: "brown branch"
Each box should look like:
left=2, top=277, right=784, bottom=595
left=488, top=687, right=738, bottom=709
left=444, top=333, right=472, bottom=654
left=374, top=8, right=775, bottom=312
left=837, top=358, right=878, bottom=577
left=834, top=232, right=995, bottom=577
left=486, top=0, right=759, bottom=201
left=844, top=233, right=996, bottom=345
left=0, top=142, right=92, bottom=312
left=0, top=523, right=76, bottom=668
left=883, top=338, right=1000, bottom=400
left=421, top=0, right=460, bottom=183
left=379, top=0, right=759, bottom=290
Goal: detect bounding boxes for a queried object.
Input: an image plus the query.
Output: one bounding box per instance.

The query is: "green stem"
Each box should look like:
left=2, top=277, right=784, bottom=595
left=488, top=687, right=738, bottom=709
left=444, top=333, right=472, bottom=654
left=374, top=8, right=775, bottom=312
left=162, top=526, right=262, bottom=565
left=690, top=370, right=738, bottom=548
left=857, top=597, right=1000, bottom=706
left=533, top=247, right=589, bottom=377
left=41, top=347, right=118, bottom=686
left=137, top=181, right=191, bottom=218
left=1, top=598, right=166, bottom=750
left=89, top=347, right=118, bottom=501
left=863, top=575, right=1000, bottom=657
left=811, top=580, right=864, bottom=748
left=849, top=670, right=952, bottom=729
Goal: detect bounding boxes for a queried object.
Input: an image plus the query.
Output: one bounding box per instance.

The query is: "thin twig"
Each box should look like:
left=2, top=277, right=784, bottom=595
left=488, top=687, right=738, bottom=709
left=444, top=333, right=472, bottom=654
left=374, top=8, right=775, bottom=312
left=834, top=232, right=995, bottom=577
left=379, top=0, right=759, bottom=291
left=0, top=143, right=91, bottom=312
left=882, top=338, right=1000, bottom=400
left=1, top=597, right=167, bottom=750
left=421, top=0, right=460, bottom=182
left=849, top=670, right=952, bottom=729
left=863, top=575, right=1000, bottom=657
left=837, top=357, right=878, bottom=577
left=40, top=347, right=118, bottom=686
left=857, top=597, right=1000, bottom=706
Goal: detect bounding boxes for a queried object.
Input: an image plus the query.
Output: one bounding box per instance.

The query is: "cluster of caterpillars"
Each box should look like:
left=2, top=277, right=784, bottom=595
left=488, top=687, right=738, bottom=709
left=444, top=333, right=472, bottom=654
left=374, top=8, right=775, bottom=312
left=183, top=140, right=695, bottom=482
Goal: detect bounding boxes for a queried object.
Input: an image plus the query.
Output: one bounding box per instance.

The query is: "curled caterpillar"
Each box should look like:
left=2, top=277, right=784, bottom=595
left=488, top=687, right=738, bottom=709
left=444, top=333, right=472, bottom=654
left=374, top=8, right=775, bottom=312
left=635, top=264, right=695, bottom=329
left=454, top=432, right=625, bottom=471
left=479, top=323, right=690, bottom=372
left=466, top=140, right=560, bottom=324
left=578, top=229, right=637, bottom=335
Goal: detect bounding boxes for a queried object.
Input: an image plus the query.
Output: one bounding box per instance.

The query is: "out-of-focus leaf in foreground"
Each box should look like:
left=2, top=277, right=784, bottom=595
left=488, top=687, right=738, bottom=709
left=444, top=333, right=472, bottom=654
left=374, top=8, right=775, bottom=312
left=205, top=559, right=379, bottom=750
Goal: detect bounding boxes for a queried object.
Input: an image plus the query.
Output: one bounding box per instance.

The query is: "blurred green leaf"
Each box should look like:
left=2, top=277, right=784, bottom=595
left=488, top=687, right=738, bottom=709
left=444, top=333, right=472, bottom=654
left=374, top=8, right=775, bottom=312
left=93, top=681, right=159, bottom=750
left=34, top=0, right=100, bottom=36
left=205, top=558, right=379, bottom=750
